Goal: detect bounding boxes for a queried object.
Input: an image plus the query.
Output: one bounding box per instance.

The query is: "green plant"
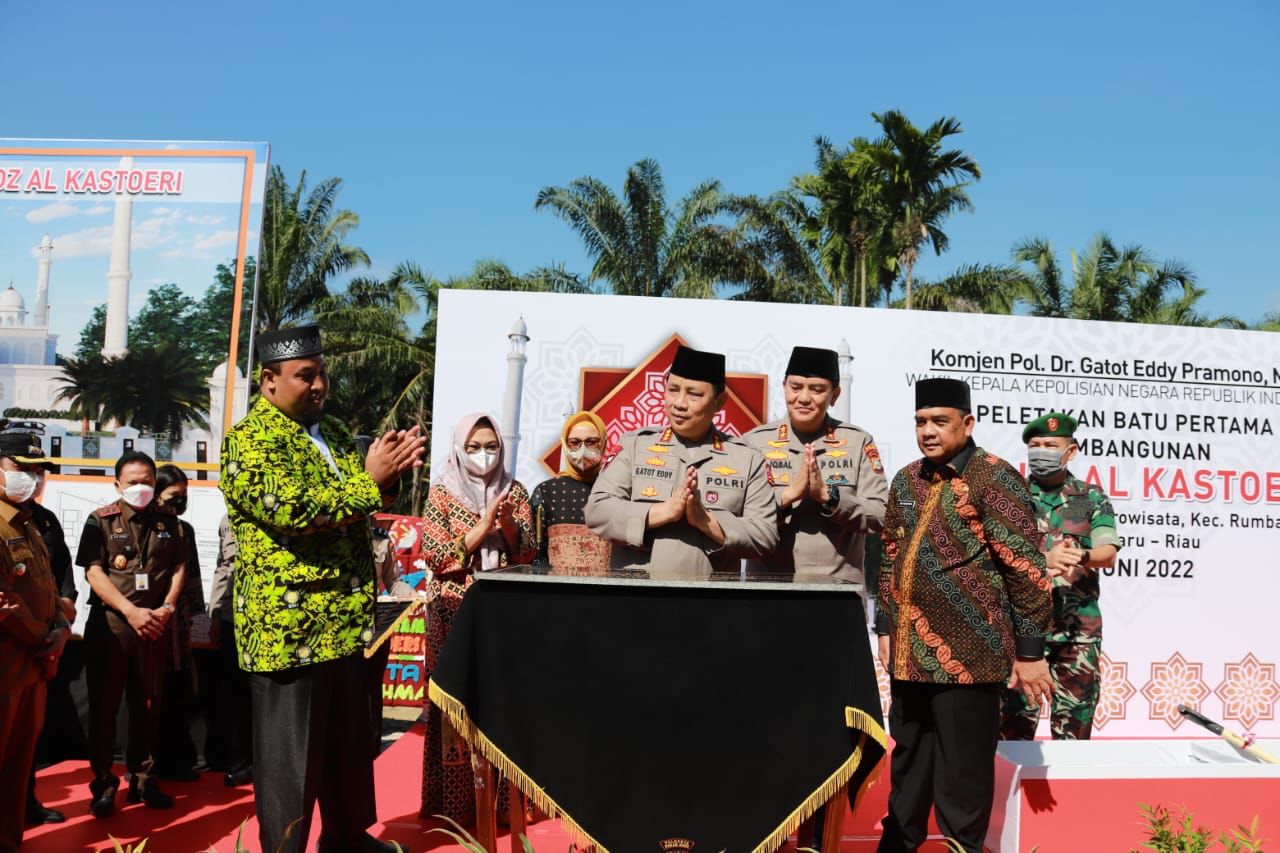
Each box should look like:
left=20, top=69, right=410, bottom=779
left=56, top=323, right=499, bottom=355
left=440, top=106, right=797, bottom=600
left=1133, top=803, right=1266, bottom=853
left=426, top=815, right=542, bottom=852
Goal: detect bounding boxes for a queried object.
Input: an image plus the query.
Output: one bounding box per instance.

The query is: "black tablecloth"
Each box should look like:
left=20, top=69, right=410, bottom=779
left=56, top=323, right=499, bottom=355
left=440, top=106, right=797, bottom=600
left=428, top=574, right=886, bottom=853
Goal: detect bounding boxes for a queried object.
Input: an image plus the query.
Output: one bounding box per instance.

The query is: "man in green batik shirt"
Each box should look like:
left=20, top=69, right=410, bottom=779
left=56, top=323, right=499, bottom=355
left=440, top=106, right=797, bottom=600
left=1001, top=412, right=1120, bottom=741
left=220, top=325, right=425, bottom=853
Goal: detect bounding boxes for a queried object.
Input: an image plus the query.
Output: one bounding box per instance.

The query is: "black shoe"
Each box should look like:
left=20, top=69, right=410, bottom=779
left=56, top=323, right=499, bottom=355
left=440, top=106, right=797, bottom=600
left=26, top=803, right=66, bottom=826
left=89, top=790, right=116, bottom=819
left=317, top=832, right=405, bottom=853
left=126, top=778, right=174, bottom=809
left=223, top=766, right=253, bottom=787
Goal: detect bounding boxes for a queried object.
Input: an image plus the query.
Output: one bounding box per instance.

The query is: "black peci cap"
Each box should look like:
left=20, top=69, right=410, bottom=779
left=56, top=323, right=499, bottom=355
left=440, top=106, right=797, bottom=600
left=669, top=345, right=726, bottom=386
left=915, top=377, right=971, bottom=412
left=257, top=325, right=324, bottom=365
left=784, top=346, right=840, bottom=384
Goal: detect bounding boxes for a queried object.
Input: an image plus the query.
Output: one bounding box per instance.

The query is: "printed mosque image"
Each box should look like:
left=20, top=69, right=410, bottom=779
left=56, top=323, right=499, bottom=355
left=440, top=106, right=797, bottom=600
left=1, top=157, right=246, bottom=469
left=0, top=234, right=61, bottom=410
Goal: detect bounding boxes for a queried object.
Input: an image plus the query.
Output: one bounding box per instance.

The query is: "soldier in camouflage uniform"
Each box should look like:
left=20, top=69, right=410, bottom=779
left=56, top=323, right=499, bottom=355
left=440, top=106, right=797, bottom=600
left=1001, top=412, right=1120, bottom=741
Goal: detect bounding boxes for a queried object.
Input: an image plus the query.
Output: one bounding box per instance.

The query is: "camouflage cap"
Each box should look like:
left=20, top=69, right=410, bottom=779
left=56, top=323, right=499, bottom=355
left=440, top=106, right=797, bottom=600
left=1022, top=412, right=1078, bottom=443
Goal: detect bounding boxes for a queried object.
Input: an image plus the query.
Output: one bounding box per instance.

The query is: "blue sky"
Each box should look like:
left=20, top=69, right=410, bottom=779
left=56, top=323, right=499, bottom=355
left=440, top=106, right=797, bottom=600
left=4, top=0, right=1278, bottom=326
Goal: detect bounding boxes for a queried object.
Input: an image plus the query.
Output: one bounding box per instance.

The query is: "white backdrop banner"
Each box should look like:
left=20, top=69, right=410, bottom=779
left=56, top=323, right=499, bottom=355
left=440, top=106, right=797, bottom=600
left=40, top=476, right=228, bottom=636
left=432, top=289, right=1280, bottom=738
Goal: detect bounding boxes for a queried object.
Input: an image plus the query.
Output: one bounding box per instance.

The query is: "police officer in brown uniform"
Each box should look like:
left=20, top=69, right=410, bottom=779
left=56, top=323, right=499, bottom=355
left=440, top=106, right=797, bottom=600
left=744, top=346, right=889, bottom=589
left=77, top=450, right=187, bottom=818
left=0, top=432, right=70, bottom=852
left=586, top=345, right=778, bottom=579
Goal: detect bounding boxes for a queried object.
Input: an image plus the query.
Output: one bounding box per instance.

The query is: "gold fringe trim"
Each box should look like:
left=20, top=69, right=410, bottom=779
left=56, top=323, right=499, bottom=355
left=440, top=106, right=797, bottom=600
left=429, top=679, right=889, bottom=853
left=844, top=706, right=890, bottom=813
left=428, top=679, right=608, bottom=852
left=749, top=706, right=889, bottom=853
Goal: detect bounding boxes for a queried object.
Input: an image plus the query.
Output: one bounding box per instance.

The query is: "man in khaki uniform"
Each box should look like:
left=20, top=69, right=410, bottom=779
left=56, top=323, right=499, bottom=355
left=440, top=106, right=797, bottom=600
left=744, top=346, right=888, bottom=590
left=586, top=345, right=778, bottom=578
left=77, top=450, right=187, bottom=818
left=0, top=432, right=70, bottom=852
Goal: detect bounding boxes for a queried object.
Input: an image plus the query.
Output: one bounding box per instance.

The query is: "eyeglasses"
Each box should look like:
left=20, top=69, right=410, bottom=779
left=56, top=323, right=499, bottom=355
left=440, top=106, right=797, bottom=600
left=565, top=437, right=602, bottom=450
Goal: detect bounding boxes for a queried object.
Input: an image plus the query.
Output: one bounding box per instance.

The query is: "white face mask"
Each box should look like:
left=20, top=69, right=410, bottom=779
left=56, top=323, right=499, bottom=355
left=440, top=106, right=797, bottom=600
left=121, top=483, right=156, bottom=509
left=4, top=470, right=41, bottom=504
left=567, top=446, right=602, bottom=469
left=464, top=451, right=499, bottom=476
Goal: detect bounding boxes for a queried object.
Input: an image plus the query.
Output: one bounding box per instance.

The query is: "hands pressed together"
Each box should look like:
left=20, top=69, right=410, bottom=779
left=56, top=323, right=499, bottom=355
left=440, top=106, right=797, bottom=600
left=646, top=467, right=725, bottom=544
left=779, top=444, right=830, bottom=508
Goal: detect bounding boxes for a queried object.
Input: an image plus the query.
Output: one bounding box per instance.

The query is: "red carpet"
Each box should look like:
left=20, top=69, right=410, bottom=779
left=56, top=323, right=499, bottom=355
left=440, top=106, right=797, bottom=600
left=23, top=727, right=929, bottom=852
left=22, top=726, right=578, bottom=853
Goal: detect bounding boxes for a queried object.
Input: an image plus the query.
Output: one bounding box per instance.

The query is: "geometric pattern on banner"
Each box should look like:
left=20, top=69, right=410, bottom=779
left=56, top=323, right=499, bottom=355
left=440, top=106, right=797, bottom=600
left=1214, top=652, right=1280, bottom=729
left=1141, top=651, right=1211, bottom=730
left=539, top=333, right=769, bottom=476
left=1094, top=651, right=1137, bottom=731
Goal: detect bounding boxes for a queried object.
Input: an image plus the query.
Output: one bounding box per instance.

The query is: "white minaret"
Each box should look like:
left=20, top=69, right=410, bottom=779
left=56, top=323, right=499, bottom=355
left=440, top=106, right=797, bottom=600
left=837, top=337, right=853, bottom=421
left=102, top=156, right=134, bottom=358
left=501, top=316, right=530, bottom=477
left=34, top=234, right=52, bottom=327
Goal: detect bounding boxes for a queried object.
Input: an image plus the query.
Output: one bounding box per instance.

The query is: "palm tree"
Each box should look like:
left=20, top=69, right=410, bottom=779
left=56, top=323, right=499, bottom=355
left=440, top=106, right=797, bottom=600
left=102, top=345, right=211, bottom=438
left=1012, top=237, right=1070, bottom=318
left=1255, top=312, right=1280, bottom=332
left=534, top=159, right=747, bottom=299
left=721, top=191, right=829, bottom=304
left=54, top=355, right=113, bottom=433
left=855, top=111, right=982, bottom=309
left=256, top=165, right=369, bottom=331
left=906, top=264, right=1033, bottom=314
left=1014, top=233, right=1239, bottom=327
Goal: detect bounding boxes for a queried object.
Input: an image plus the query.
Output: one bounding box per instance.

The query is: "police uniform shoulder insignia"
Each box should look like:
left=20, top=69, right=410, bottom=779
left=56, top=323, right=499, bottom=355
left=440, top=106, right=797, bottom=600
left=822, top=424, right=848, bottom=448
left=864, top=442, right=885, bottom=474
left=97, top=503, right=123, bottom=518
left=767, top=422, right=789, bottom=447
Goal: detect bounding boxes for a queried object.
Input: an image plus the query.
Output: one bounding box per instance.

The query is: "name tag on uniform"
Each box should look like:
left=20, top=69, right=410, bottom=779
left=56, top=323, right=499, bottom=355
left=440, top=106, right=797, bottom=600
left=135, top=573, right=150, bottom=592
left=897, top=499, right=915, bottom=507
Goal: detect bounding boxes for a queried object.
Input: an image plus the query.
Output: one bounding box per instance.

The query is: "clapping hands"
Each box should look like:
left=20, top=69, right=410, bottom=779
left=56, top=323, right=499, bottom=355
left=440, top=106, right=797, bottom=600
left=364, top=425, right=427, bottom=491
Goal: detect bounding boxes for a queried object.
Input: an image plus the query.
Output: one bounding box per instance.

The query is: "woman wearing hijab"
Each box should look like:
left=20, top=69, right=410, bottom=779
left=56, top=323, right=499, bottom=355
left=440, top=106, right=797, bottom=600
left=419, top=413, right=535, bottom=825
left=530, top=411, right=611, bottom=573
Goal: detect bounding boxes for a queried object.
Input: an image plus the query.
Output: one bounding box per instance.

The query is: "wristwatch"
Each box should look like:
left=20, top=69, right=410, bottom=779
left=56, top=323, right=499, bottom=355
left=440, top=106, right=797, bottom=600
left=822, top=484, right=841, bottom=513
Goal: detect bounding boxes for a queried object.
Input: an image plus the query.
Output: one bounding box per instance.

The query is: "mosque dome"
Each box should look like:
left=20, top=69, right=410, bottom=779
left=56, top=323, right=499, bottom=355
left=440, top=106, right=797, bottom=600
left=211, top=359, right=244, bottom=382
left=0, top=285, right=25, bottom=310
